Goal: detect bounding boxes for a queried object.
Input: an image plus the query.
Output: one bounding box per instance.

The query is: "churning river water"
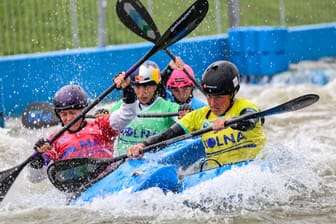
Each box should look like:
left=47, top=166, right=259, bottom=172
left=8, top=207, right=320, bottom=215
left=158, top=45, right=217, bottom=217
left=0, top=60, right=335, bottom=224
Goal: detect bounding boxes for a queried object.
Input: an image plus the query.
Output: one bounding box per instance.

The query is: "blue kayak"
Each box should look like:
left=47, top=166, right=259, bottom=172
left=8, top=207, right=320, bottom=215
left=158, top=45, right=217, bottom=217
left=71, top=137, right=254, bottom=205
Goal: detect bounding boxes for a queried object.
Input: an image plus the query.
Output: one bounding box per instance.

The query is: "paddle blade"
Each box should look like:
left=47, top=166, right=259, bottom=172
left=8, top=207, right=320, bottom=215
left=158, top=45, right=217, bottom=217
left=0, top=164, right=26, bottom=202
left=252, top=94, right=319, bottom=118
left=116, top=0, right=161, bottom=43
left=117, top=0, right=207, bottom=96
left=121, top=0, right=209, bottom=78
left=47, top=158, right=116, bottom=193
left=225, top=94, right=320, bottom=127
left=0, top=153, right=40, bottom=202
left=156, top=0, right=209, bottom=50
left=21, top=102, right=59, bottom=129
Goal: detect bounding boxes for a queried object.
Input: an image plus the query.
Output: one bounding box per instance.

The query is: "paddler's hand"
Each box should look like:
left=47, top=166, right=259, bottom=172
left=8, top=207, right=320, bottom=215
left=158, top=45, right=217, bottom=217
left=212, top=117, right=228, bottom=133
left=114, top=72, right=131, bottom=89
left=178, top=103, right=193, bottom=119
left=94, top=108, right=109, bottom=118
left=168, top=56, right=184, bottom=70
left=127, top=143, right=145, bottom=159
left=34, top=138, right=51, bottom=153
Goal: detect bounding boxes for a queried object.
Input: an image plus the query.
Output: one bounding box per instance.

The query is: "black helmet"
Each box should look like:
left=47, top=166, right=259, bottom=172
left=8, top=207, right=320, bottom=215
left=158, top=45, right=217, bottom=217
left=53, top=84, right=88, bottom=112
left=201, top=60, right=240, bottom=96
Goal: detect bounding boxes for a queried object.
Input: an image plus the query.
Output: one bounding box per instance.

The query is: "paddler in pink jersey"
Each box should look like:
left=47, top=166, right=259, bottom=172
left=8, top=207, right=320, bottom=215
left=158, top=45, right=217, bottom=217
left=28, top=73, right=136, bottom=182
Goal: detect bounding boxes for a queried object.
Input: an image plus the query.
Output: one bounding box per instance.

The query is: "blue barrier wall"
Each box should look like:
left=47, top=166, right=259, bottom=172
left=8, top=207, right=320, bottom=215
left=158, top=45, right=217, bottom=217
left=0, top=35, right=228, bottom=117
left=228, top=26, right=289, bottom=75
left=0, top=23, right=335, bottom=118
left=287, top=23, right=336, bottom=63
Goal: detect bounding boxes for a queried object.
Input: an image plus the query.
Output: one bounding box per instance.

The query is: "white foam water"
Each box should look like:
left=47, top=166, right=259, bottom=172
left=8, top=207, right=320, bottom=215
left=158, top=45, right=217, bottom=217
left=0, top=61, right=335, bottom=224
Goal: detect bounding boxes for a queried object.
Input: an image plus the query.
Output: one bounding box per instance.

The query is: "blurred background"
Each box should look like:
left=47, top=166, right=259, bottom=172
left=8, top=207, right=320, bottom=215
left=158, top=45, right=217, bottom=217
left=1, top=0, right=335, bottom=56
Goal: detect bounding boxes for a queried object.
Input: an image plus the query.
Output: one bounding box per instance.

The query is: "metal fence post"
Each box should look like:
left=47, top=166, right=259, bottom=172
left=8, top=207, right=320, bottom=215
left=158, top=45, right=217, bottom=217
left=97, top=0, right=107, bottom=46
left=228, top=0, right=240, bottom=28
left=69, top=0, right=80, bottom=48
left=215, top=0, right=222, bottom=33
left=279, top=0, right=286, bottom=26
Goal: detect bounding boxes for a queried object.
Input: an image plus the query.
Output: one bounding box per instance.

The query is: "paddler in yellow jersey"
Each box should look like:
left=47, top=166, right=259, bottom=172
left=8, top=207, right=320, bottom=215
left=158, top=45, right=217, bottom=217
left=127, top=60, right=266, bottom=167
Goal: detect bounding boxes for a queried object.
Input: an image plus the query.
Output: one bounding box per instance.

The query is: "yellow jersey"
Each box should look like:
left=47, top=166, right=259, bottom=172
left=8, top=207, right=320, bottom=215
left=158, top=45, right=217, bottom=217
left=178, top=98, right=266, bottom=167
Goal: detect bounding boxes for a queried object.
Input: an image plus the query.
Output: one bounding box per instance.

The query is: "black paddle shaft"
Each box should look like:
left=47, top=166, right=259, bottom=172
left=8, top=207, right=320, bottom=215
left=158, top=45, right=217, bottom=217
left=50, top=0, right=209, bottom=143
left=225, top=94, right=319, bottom=127
left=116, top=0, right=207, bottom=95
left=137, top=112, right=179, bottom=118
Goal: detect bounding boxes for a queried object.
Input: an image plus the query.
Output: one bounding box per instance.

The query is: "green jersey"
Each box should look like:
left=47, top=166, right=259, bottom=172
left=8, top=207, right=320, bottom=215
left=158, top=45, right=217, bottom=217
left=111, top=97, right=179, bottom=154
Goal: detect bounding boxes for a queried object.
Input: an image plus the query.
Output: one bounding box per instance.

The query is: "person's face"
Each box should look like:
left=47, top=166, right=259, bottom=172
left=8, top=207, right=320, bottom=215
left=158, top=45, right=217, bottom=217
left=206, top=94, right=231, bottom=116
left=171, top=86, right=193, bottom=104
left=58, top=109, right=84, bottom=131
left=133, top=84, right=157, bottom=104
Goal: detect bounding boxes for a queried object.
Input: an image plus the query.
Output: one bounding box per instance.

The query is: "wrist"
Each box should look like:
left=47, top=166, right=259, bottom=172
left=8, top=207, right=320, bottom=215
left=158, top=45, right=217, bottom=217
left=122, top=85, right=136, bottom=104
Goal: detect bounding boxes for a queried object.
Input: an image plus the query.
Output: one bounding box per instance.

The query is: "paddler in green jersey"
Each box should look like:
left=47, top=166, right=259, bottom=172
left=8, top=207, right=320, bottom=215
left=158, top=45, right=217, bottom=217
left=111, top=60, right=181, bottom=155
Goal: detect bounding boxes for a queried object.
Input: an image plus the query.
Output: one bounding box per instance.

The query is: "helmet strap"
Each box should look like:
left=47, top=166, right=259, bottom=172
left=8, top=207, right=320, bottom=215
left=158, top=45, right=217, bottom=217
left=55, top=110, right=87, bottom=133
left=173, top=93, right=193, bottom=104
left=139, top=94, right=158, bottom=107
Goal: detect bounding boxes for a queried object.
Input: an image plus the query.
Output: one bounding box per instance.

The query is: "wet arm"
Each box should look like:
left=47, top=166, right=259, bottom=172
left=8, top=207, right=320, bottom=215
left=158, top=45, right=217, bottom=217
left=143, top=123, right=185, bottom=146
left=109, top=85, right=137, bottom=131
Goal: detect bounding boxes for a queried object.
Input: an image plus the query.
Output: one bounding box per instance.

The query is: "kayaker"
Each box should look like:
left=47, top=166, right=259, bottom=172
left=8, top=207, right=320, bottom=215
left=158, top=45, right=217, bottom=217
left=127, top=60, right=266, bottom=168
left=111, top=60, right=191, bottom=155
left=28, top=73, right=136, bottom=182
left=162, top=57, right=207, bottom=110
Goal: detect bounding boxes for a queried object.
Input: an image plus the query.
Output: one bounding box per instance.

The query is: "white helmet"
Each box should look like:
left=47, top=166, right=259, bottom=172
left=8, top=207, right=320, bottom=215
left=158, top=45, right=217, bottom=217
left=132, top=60, right=161, bottom=85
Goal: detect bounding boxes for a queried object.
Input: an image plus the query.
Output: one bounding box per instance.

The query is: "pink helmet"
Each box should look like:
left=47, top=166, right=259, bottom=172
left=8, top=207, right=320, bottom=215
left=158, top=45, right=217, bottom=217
left=167, top=64, right=195, bottom=88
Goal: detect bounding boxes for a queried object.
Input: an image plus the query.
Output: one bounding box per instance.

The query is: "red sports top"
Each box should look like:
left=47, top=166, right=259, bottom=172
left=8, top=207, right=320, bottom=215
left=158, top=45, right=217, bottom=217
left=44, top=115, right=118, bottom=163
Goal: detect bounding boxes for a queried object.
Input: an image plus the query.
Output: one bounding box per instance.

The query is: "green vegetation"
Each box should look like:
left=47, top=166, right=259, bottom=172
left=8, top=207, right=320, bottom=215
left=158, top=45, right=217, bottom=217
left=1, top=0, right=335, bottom=56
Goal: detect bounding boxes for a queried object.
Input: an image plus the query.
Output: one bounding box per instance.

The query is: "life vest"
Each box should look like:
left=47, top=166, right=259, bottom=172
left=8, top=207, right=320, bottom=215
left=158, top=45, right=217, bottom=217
left=45, top=115, right=118, bottom=162
left=178, top=98, right=266, bottom=167
left=112, top=97, right=179, bottom=155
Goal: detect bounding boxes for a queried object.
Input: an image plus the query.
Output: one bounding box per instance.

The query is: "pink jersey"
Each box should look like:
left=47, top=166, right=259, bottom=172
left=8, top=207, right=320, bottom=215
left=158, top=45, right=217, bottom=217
left=44, top=115, right=118, bottom=163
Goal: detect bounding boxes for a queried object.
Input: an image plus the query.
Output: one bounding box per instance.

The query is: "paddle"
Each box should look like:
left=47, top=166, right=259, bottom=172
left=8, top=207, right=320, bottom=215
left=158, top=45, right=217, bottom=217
left=47, top=93, right=319, bottom=193
left=116, top=0, right=207, bottom=95
left=137, top=112, right=179, bottom=118
left=47, top=127, right=212, bottom=193
left=22, top=102, right=178, bottom=128
left=0, top=0, right=209, bottom=203
left=21, top=102, right=96, bottom=129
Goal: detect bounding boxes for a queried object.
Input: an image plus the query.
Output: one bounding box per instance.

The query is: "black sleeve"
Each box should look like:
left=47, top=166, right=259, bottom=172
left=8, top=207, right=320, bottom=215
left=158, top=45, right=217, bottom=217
left=143, top=123, right=185, bottom=146
left=156, top=65, right=173, bottom=99
left=160, top=65, right=173, bottom=87
left=156, top=83, right=167, bottom=99
left=232, top=108, right=264, bottom=131
left=30, top=154, right=45, bottom=169
left=122, top=85, right=136, bottom=104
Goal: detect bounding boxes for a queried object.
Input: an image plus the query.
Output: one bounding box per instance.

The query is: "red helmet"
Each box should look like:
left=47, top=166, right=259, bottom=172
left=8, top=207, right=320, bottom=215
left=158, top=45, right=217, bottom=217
left=166, top=64, right=195, bottom=88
